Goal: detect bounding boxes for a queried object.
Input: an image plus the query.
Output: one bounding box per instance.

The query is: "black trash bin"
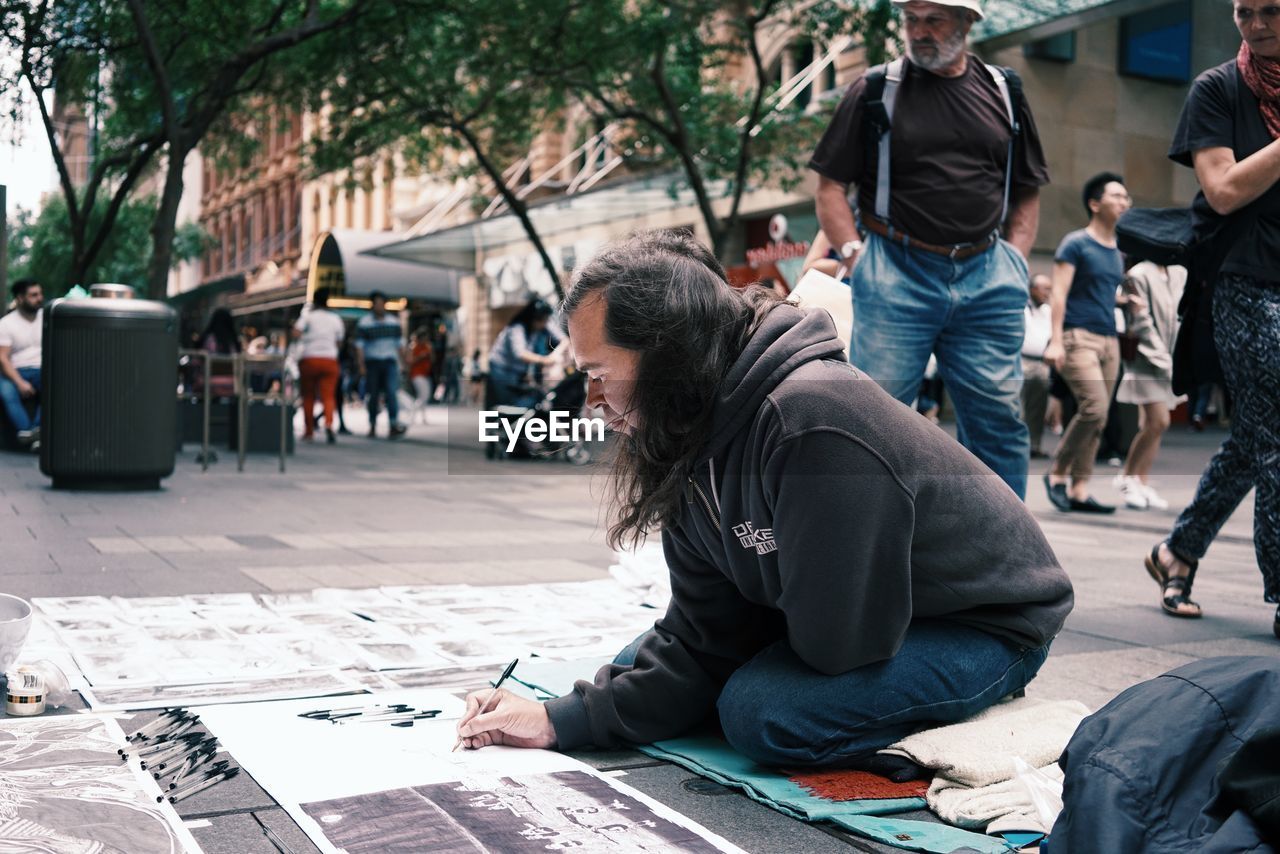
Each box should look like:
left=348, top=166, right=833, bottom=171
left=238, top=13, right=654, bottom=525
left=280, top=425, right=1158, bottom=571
left=40, top=287, right=178, bottom=490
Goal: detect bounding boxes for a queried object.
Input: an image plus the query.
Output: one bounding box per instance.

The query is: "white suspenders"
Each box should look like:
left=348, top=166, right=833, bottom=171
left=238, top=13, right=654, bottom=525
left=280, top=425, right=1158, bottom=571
left=873, top=58, right=1020, bottom=229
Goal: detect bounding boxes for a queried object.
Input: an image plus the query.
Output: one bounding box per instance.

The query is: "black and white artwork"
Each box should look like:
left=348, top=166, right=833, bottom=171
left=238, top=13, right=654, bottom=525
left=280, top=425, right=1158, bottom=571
left=0, top=715, right=198, bottom=854
left=300, top=771, right=730, bottom=853
left=82, top=670, right=363, bottom=711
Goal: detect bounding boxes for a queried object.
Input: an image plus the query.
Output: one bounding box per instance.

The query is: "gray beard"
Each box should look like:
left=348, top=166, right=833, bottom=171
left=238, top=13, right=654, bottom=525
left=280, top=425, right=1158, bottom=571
left=906, top=30, right=968, bottom=71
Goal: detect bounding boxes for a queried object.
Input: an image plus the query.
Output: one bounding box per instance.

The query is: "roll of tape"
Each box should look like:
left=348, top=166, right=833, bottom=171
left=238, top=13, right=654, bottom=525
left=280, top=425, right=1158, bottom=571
left=5, top=665, right=47, bottom=716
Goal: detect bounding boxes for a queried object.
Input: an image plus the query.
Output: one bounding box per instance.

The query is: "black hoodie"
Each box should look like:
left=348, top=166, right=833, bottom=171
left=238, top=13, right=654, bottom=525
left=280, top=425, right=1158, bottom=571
left=545, top=303, right=1073, bottom=750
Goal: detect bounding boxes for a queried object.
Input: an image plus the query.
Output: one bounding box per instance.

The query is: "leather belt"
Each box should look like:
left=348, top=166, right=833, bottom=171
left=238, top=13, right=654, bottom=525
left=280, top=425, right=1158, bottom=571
left=862, top=218, right=998, bottom=261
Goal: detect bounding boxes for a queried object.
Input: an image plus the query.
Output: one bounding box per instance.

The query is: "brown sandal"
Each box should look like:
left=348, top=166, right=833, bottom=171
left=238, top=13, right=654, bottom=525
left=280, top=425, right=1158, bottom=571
left=1145, top=544, right=1202, bottom=618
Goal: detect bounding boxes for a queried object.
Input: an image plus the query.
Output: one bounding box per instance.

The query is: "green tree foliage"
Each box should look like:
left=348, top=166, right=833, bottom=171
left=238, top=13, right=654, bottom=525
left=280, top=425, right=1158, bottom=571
left=5, top=195, right=207, bottom=296
left=288, top=0, right=569, bottom=296
left=1, top=0, right=363, bottom=298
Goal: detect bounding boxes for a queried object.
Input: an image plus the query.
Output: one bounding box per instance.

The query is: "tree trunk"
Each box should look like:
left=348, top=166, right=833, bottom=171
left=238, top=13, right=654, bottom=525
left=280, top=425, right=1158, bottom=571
left=457, top=124, right=564, bottom=302
left=144, top=144, right=190, bottom=300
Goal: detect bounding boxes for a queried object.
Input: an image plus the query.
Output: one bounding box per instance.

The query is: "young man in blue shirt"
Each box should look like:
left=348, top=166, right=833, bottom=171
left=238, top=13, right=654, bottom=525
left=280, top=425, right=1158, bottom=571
left=355, top=291, right=407, bottom=439
left=1043, top=172, right=1141, bottom=513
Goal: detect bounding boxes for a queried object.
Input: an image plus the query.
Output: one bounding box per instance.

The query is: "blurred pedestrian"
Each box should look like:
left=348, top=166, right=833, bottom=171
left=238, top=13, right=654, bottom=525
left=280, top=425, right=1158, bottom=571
left=355, top=291, right=406, bottom=438
left=1043, top=173, right=1135, bottom=514
left=1022, top=273, right=1054, bottom=459
left=406, top=329, right=434, bottom=425
left=196, top=307, right=240, bottom=399
left=1146, top=8, right=1280, bottom=636
left=810, top=0, right=1051, bottom=499
left=467, top=348, right=486, bottom=406
left=486, top=299, right=561, bottom=408
left=0, top=279, right=44, bottom=449
left=1115, top=263, right=1187, bottom=510
left=292, top=287, right=344, bottom=444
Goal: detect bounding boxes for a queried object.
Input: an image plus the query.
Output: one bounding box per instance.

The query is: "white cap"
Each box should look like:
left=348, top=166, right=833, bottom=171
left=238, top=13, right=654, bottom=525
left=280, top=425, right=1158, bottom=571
left=891, top=0, right=984, bottom=21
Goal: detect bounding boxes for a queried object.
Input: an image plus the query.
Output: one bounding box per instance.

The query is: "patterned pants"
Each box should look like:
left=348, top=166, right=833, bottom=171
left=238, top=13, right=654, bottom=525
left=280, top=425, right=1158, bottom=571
left=1169, top=274, right=1280, bottom=603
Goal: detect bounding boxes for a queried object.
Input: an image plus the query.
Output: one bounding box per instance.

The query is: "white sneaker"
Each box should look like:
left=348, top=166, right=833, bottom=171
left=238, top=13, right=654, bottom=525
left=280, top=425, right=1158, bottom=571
left=1118, top=476, right=1148, bottom=509
left=1140, top=482, right=1170, bottom=510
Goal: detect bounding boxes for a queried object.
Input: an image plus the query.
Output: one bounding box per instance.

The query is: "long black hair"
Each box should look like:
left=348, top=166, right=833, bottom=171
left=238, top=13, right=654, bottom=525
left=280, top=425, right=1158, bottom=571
left=564, top=229, right=781, bottom=550
left=508, top=298, right=554, bottom=331
left=200, top=307, right=240, bottom=354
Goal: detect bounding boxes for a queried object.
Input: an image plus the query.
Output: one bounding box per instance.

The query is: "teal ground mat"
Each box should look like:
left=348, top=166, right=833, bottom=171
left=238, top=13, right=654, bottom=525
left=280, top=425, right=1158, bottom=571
left=831, top=816, right=1018, bottom=854
left=511, top=658, right=926, bottom=820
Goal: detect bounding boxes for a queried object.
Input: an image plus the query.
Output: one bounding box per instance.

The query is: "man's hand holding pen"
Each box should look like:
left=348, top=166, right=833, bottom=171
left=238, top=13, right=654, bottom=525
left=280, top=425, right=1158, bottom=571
left=455, top=689, right=556, bottom=751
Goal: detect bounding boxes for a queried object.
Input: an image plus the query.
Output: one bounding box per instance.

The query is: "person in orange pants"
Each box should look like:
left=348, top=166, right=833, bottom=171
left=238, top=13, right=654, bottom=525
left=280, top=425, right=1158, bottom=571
left=292, top=288, right=346, bottom=443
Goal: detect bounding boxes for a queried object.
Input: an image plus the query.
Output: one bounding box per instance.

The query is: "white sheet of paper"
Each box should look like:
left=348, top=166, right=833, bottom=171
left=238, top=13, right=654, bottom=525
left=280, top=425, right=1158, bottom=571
left=199, top=691, right=745, bottom=854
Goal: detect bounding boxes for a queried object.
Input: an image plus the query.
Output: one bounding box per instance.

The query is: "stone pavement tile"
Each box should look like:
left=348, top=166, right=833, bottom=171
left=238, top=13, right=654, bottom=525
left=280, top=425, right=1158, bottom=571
left=1047, top=628, right=1135, bottom=656
left=87, top=536, right=147, bottom=554
left=269, top=533, right=316, bottom=550
left=1025, top=646, right=1197, bottom=711
left=229, top=535, right=296, bottom=550
left=297, top=564, right=393, bottom=588
left=616, top=764, right=861, bottom=852
left=1159, top=637, right=1280, bottom=658
left=236, top=566, right=315, bottom=592
left=564, top=748, right=660, bottom=771
left=182, top=536, right=247, bottom=552
left=186, top=811, right=320, bottom=854
left=135, top=536, right=199, bottom=553
left=123, top=569, right=266, bottom=597
left=1, top=572, right=144, bottom=599
left=396, top=561, right=537, bottom=586
left=1068, top=603, right=1270, bottom=645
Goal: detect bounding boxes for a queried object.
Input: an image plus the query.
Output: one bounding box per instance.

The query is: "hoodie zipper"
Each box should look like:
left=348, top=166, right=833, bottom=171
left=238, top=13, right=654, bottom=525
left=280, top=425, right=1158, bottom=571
left=688, top=460, right=722, bottom=533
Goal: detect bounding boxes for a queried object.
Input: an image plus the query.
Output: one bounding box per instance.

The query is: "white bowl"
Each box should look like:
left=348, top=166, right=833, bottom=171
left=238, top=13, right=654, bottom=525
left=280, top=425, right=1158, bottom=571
left=0, top=594, right=33, bottom=674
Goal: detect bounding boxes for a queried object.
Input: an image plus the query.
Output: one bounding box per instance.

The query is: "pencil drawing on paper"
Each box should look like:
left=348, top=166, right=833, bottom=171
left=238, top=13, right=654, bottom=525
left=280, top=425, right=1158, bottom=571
left=0, top=716, right=192, bottom=854
left=300, top=770, right=725, bottom=853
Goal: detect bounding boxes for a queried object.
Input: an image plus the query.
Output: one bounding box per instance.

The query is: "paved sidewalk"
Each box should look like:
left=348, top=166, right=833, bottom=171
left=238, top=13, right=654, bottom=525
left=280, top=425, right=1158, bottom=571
left=0, top=406, right=1271, bottom=852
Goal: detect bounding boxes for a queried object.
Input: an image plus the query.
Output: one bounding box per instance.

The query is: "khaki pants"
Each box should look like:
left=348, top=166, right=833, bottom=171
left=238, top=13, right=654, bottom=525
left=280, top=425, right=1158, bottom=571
left=1021, top=357, right=1051, bottom=452
left=1052, top=328, right=1120, bottom=481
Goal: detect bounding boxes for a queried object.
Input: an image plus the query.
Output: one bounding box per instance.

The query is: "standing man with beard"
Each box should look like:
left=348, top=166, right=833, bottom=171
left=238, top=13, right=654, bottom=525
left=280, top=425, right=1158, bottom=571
left=811, top=0, right=1050, bottom=499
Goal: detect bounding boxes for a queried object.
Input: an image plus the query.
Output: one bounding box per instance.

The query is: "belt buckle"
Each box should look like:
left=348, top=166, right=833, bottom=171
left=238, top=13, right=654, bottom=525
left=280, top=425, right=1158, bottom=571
left=949, top=244, right=962, bottom=260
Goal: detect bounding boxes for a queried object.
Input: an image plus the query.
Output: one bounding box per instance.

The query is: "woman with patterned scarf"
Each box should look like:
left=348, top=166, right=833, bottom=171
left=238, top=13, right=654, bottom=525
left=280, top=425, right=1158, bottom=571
left=1144, top=0, right=1280, bottom=639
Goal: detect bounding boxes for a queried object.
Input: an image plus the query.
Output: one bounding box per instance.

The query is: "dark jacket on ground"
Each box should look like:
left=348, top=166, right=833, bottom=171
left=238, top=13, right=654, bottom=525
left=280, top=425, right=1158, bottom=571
left=545, top=304, right=1074, bottom=750
left=1050, top=656, right=1280, bottom=853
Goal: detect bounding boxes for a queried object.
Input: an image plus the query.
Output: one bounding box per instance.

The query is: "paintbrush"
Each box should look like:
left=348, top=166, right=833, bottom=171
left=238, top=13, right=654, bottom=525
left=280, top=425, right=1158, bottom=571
left=452, top=657, right=518, bottom=752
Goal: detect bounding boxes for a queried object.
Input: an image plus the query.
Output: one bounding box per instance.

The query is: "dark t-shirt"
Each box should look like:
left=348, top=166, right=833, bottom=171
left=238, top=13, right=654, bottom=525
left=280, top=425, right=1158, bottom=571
left=1056, top=229, right=1124, bottom=337
left=809, top=55, right=1051, bottom=245
left=1170, top=60, right=1280, bottom=281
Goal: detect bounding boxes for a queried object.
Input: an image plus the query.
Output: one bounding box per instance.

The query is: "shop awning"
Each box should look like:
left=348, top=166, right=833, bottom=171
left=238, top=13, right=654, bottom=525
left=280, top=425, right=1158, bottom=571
left=309, top=229, right=463, bottom=307
left=974, top=0, right=1171, bottom=50
left=166, top=274, right=245, bottom=309
left=366, top=173, right=733, bottom=269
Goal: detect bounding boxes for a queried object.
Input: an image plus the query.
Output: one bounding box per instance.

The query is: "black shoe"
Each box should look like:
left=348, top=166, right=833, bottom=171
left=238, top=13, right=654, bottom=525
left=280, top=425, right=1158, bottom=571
left=1030, top=449, right=1050, bottom=460
left=389, top=424, right=407, bottom=439
left=367, top=426, right=377, bottom=438
left=326, top=428, right=336, bottom=445
left=1044, top=474, right=1071, bottom=512
left=338, top=426, right=352, bottom=435
left=1273, top=605, right=1279, bottom=641
left=1068, top=496, right=1116, bottom=514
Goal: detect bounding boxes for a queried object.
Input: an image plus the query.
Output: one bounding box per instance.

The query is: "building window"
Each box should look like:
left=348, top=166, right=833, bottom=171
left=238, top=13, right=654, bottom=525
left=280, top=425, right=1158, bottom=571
left=1024, top=31, right=1076, bottom=63
left=1119, top=0, right=1192, bottom=84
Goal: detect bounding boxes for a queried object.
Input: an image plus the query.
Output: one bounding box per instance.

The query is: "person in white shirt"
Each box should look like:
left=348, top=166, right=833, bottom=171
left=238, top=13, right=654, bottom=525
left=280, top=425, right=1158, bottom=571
left=291, top=287, right=346, bottom=444
left=1021, top=273, right=1053, bottom=459
left=0, top=279, right=44, bottom=447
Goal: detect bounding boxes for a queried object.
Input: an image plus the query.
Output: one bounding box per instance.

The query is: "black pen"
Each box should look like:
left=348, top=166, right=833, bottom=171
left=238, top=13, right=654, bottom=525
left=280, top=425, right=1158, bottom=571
left=453, top=657, right=519, bottom=752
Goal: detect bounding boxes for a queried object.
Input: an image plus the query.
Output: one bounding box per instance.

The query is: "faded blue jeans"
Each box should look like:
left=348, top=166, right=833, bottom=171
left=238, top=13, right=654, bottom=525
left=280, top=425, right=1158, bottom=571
left=851, top=232, right=1030, bottom=498
left=0, top=366, right=41, bottom=431
left=364, top=358, right=401, bottom=427
left=615, top=621, right=1050, bottom=767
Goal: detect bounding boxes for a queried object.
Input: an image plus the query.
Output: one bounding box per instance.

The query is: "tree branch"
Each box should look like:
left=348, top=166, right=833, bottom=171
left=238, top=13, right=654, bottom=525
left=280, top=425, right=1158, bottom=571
left=125, top=0, right=178, bottom=141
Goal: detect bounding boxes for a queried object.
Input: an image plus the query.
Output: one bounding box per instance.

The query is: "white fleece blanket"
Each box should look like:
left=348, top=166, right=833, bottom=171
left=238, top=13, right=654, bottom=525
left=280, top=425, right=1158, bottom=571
left=928, top=762, right=1064, bottom=833
left=878, top=697, right=1089, bottom=788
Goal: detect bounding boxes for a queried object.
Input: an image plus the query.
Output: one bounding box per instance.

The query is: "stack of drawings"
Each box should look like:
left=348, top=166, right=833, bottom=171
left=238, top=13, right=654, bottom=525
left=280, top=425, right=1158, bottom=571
left=28, top=578, right=660, bottom=710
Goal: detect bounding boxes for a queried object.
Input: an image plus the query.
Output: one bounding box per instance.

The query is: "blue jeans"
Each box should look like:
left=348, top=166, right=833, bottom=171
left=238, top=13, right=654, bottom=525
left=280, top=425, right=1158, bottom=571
left=0, top=367, right=41, bottom=431
left=364, top=359, right=400, bottom=426
left=851, top=232, right=1030, bottom=498
left=615, top=621, right=1049, bottom=767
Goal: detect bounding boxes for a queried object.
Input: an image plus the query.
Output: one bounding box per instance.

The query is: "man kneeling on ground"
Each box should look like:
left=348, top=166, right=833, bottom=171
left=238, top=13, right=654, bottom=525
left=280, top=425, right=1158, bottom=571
left=457, top=231, right=1074, bottom=767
